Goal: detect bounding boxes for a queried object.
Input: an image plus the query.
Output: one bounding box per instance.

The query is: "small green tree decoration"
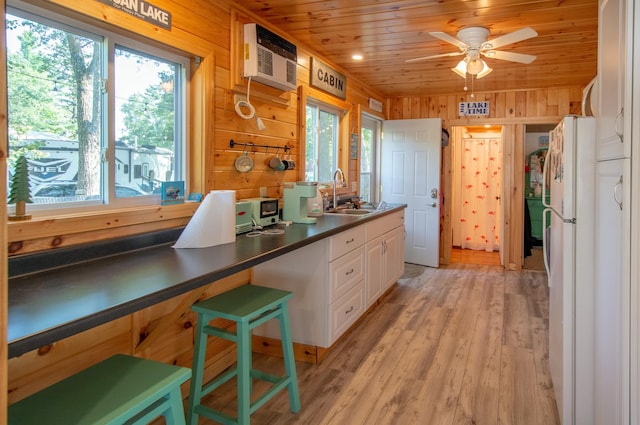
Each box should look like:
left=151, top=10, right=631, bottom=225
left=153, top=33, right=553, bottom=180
left=8, top=154, right=32, bottom=221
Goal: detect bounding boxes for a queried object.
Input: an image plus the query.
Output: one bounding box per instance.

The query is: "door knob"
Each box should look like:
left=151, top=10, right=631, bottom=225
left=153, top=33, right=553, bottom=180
left=429, top=202, right=437, bottom=208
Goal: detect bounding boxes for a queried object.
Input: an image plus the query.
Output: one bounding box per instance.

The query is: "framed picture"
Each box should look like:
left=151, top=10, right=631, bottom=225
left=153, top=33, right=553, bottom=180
left=188, top=192, right=203, bottom=202
left=350, top=133, right=358, bottom=159
left=161, top=181, right=185, bottom=205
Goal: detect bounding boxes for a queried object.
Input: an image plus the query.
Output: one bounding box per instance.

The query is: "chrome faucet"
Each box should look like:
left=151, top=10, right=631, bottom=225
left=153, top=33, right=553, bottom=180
left=332, top=168, right=345, bottom=209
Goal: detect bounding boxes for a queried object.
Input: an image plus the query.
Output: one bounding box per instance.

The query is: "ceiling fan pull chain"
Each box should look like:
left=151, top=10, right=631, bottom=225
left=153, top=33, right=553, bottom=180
left=471, top=74, right=475, bottom=98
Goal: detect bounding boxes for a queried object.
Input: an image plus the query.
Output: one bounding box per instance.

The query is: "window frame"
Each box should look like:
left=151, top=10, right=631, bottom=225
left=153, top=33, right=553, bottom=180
left=6, top=0, right=190, bottom=216
left=298, top=85, right=350, bottom=185
left=360, top=113, right=381, bottom=203
left=305, top=100, right=341, bottom=183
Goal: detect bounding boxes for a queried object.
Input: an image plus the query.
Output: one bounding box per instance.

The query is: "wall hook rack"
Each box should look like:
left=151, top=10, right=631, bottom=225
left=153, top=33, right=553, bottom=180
left=229, top=139, right=290, bottom=154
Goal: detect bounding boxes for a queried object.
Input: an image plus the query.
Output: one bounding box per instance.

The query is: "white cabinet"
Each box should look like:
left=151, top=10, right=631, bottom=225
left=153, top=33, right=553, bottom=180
left=365, top=211, right=405, bottom=307
left=385, top=226, right=405, bottom=288
left=365, top=235, right=384, bottom=306
left=596, top=0, right=632, bottom=160
left=252, top=210, right=405, bottom=349
left=594, top=0, right=635, bottom=422
left=252, top=224, right=366, bottom=348
left=594, top=158, right=631, bottom=425
left=327, top=227, right=366, bottom=344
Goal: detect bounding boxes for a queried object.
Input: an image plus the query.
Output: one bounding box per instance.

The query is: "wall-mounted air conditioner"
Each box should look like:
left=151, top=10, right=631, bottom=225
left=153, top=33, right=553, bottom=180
left=244, top=23, right=297, bottom=92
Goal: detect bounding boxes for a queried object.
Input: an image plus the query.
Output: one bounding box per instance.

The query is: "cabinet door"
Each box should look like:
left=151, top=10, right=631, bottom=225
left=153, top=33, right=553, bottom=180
left=328, top=283, right=364, bottom=346
left=365, top=237, right=384, bottom=307
left=382, top=225, right=400, bottom=291
left=329, top=247, right=364, bottom=303
left=594, top=158, right=631, bottom=425
left=597, top=0, right=629, bottom=160
left=383, top=226, right=404, bottom=289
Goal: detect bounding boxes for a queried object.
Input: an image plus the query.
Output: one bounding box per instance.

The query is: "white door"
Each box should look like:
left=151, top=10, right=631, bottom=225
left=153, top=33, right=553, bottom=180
left=381, top=118, right=441, bottom=267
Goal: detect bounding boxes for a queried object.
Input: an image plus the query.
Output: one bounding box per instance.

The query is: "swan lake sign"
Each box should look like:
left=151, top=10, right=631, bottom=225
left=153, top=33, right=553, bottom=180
left=98, top=0, right=171, bottom=29
left=458, top=101, right=490, bottom=116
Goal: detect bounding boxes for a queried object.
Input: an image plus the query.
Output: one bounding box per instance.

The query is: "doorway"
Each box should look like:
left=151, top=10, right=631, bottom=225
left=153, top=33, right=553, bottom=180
left=522, top=123, right=555, bottom=271
left=450, top=125, right=503, bottom=265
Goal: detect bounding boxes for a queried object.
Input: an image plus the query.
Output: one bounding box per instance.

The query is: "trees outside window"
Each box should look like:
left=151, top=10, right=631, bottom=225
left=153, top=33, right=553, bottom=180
left=305, top=101, right=339, bottom=183
left=360, top=115, right=380, bottom=203
left=6, top=2, right=187, bottom=209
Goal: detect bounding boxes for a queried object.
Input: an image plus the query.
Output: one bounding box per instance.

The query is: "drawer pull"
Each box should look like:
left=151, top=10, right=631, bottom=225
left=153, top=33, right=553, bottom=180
left=345, top=306, right=354, bottom=314
left=345, top=268, right=354, bottom=275
left=345, top=238, right=355, bottom=244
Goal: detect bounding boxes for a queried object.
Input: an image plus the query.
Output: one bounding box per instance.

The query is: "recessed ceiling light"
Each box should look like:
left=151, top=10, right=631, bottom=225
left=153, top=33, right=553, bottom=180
left=352, top=54, right=363, bottom=60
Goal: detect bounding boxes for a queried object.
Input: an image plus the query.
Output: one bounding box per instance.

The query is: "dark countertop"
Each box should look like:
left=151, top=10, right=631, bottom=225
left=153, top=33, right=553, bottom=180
left=8, top=205, right=405, bottom=358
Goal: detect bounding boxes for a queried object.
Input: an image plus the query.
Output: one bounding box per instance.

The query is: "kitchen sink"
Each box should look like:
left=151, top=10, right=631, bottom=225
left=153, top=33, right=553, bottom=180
left=324, top=208, right=375, bottom=216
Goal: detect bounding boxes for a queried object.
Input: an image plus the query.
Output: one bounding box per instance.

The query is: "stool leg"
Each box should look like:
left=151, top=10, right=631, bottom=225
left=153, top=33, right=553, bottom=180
left=165, top=386, right=187, bottom=425
left=187, top=312, right=208, bottom=425
left=279, top=302, right=301, bottom=413
left=237, top=320, right=252, bottom=425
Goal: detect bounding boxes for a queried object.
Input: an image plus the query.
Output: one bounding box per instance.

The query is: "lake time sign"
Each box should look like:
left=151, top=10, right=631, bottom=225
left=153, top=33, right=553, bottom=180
left=458, top=101, right=490, bottom=116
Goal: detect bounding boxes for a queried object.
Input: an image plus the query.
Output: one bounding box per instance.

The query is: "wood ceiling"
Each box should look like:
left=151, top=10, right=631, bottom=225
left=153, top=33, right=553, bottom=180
left=232, top=0, right=598, bottom=98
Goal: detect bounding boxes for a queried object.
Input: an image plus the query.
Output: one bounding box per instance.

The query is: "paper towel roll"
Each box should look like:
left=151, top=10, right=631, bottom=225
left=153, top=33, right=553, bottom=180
left=173, top=190, right=236, bottom=248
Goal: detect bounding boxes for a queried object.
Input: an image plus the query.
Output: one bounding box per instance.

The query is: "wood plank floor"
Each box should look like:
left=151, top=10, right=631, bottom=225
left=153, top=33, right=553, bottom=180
left=196, top=263, right=560, bottom=425
left=450, top=247, right=502, bottom=266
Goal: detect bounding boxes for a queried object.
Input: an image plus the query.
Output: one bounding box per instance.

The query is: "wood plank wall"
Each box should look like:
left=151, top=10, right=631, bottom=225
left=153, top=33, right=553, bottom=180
left=386, top=88, right=583, bottom=269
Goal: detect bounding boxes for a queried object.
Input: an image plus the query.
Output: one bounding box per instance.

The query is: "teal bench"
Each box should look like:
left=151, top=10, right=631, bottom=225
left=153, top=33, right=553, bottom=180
left=9, top=354, right=191, bottom=425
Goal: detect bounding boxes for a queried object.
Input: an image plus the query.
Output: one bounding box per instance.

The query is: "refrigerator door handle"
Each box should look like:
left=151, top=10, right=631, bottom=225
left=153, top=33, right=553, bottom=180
left=542, top=207, right=551, bottom=283
left=542, top=143, right=552, bottom=208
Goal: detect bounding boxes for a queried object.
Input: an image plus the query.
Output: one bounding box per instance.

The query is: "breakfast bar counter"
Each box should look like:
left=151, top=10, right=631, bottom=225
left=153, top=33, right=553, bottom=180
left=8, top=205, right=405, bottom=358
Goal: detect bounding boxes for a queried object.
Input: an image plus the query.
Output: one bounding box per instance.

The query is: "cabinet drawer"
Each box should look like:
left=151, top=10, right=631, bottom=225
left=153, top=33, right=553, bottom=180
left=329, top=282, right=364, bottom=345
left=329, top=225, right=365, bottom=260
left=366, top=210, right=404, bottom=240
left=329, top=247, right=365, bottom=303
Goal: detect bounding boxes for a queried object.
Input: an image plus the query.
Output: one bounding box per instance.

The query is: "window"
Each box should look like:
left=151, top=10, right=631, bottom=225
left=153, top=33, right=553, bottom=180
left=6, top=1, right=188, bottom=211
left=305, top=101, right=339, bottom=183
left=360, top=114, right=380, bottom=203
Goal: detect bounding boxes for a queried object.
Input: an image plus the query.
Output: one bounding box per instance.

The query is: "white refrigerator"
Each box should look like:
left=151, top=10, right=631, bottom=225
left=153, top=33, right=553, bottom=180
left=543, top=115, right=596, bottom=425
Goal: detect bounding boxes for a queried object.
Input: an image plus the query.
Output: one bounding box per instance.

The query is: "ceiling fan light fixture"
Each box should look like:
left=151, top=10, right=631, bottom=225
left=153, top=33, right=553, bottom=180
left=451, top=59, right=492, bottom=79
left=476, top=61, right=493, bottom=78
left=466, top=59, right=484, bottom=75
left=452, top=60, right=468, bottom=78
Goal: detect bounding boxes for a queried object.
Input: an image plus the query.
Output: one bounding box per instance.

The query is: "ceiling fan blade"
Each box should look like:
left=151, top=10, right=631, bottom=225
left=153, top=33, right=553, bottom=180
left=483, top=27, right=538, bottom=49
left=484, top=50, right=537, bottom=64
left=405, top=51, right=464, bottom=63
left=429, top=31, right=468, bottom=49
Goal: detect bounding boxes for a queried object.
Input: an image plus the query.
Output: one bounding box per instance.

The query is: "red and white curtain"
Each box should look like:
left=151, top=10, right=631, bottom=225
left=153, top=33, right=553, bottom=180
left=452, top=133, right=502, bottom=252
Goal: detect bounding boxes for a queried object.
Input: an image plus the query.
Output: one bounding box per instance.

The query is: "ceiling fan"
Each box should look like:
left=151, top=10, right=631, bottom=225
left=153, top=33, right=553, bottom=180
left=406, top=26, right=538, bottom=75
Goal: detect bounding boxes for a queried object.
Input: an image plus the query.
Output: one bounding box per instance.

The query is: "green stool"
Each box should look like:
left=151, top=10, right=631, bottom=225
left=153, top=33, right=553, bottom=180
left=9, top=354, right=191, bottom=425
left=187, top=284, right=301, bottom=425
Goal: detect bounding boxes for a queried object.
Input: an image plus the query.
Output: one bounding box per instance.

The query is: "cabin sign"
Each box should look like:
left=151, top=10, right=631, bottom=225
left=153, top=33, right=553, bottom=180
left=459, top=101, right=490, bottom=116
left=310, top=58, right=347, bottom=100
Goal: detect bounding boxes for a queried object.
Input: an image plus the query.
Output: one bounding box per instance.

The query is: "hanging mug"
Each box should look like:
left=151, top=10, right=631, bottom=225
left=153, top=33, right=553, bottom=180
left=282, top=152, right=295, bottom=170
left=269, top=150, right=285, bottom=171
